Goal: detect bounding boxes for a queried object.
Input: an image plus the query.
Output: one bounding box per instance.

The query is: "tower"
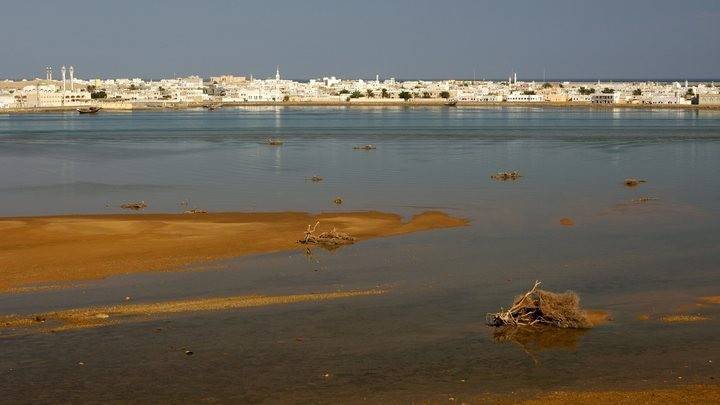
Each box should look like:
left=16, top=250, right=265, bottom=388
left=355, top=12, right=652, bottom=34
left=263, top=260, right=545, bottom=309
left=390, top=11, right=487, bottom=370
left=61, top=66, right=67, bottom=92
left=69, top=66, right=74, bottom=91
left=275, top=66, right=280, bottom=81
left=514, top=72, right=517, bottom=84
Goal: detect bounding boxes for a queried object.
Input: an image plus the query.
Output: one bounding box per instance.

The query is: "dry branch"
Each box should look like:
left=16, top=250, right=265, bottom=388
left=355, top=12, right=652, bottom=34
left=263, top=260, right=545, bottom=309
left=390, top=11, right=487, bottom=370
left=299, top=221, right=356, bottom=246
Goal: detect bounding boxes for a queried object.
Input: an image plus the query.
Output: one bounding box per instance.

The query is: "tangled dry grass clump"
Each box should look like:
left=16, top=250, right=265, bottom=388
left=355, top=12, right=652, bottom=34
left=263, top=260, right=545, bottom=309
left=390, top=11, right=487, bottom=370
left=353, top=144, right=377, bottom=150
left=120, top=201, right=147, bottom=210
left=491, top=171, right=522, bottom=181
left=333, top=197, right=343, bottom=205
left=487, top=281, right=592, bottom=329
left=266, top=138, right=284, bottom=146
left=299, top=221, right=356, bottom=246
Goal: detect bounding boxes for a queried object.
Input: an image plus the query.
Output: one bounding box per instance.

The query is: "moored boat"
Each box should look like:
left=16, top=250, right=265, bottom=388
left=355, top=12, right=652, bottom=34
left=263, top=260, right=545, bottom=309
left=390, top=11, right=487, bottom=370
left=77, top=106, right=101, bottom=114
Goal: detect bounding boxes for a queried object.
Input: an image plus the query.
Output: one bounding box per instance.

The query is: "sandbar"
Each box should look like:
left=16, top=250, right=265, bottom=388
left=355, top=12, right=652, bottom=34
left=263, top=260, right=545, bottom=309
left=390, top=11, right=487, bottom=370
left=0, top=210, right=467, bottom=292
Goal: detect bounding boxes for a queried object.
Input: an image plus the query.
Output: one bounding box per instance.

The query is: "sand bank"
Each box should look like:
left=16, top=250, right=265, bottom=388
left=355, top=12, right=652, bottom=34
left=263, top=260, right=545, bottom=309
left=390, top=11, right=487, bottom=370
left=0, top=210, right=467, bottom=292
left=514, top=385, right=720, bottom=404
left=0, top=289, right=385, bottom=333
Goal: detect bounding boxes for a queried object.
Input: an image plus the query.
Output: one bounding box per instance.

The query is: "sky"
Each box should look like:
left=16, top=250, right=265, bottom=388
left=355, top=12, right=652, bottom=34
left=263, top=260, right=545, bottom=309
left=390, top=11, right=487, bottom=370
left=1, top=0, right=719, bottom=80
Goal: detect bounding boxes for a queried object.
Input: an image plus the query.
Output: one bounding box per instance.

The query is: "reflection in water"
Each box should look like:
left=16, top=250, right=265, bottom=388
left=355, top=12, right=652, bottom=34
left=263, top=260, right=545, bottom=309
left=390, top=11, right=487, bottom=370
left=492, top=325, right=588, bottom=363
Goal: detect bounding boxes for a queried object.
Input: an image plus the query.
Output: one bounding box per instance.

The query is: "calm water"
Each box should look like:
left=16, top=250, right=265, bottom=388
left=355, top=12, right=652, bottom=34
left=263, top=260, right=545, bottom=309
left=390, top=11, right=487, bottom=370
left=1, top=107, right=720, bottom=402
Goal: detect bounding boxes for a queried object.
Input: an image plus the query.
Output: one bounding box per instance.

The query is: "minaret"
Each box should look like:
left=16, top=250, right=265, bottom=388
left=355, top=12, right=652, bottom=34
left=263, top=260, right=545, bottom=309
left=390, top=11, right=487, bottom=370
left=275, top=66, right=280, bottom=81
left=376, top=74, right=379, bottom=83
left=48, top=66, right=52, bottom=81
left=69, top=66, right=74, bottom=91
left=514, top=72, right=517, bottom=84
left=61, top=66, right=67, bottom=92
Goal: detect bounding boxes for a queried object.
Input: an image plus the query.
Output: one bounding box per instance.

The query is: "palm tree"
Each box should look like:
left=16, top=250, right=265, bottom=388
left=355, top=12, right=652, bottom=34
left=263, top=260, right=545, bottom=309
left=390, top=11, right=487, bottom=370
left=366, top=89, right=375, bottom=98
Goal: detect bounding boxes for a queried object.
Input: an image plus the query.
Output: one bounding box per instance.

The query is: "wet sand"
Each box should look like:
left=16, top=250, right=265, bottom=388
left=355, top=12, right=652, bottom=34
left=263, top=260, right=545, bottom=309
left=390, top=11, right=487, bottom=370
left=1, top=289, right=386, bottom=333
left=0, top=210, right=467, bottom=292
left=512, top=385, right=720, bottom=404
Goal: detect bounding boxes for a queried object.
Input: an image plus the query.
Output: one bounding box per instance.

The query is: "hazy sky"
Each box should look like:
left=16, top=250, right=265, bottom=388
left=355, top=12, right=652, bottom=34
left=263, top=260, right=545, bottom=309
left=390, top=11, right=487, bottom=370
left=2, top=0, right=719, bottom=80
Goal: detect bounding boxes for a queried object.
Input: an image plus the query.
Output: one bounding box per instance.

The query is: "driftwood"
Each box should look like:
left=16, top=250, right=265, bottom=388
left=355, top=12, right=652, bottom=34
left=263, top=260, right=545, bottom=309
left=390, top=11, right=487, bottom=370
left=491, top=171, right=522, bottom=181
left=353, top=144, right=377, bottom=150
left=333, top=197, right=343, bottom=205
left=487, top=281, right=592, bottom=329
left=307, top=175, right=323, bottom=182
left=624, top=178, right=646, bottom=187
left=120, top=201, right=147, bottom=210
left=184, top=209, right=208, bottom=214
left=299, top=221, right=356, bottom=246
left=632, top=196, right=658, bottom=204
left=266, top=138, right=284, bottom=146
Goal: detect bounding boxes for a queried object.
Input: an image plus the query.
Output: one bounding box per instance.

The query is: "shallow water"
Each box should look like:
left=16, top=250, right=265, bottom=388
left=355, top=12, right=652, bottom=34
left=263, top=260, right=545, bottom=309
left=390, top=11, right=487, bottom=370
left=1, top=107, right=720, bottom=402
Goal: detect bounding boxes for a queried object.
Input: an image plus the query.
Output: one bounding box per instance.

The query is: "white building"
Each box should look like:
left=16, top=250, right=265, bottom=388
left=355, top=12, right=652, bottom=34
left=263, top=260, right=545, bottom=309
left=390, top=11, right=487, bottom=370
left=506, top=93, right=545, bottom=102
left=591, top=93, right=621, bottom=104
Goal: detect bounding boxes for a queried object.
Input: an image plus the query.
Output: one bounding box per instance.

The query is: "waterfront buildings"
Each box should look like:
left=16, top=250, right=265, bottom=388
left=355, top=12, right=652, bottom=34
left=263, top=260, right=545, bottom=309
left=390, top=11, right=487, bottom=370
left=1, top=66, right=718, bottom=109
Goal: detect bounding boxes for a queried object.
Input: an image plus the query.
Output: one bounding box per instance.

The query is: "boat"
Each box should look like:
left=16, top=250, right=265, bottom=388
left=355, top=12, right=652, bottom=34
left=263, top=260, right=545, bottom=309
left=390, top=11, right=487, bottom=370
left=77, top=106, right=101, bottom=114
left=443, top=99, right=458, bottom=107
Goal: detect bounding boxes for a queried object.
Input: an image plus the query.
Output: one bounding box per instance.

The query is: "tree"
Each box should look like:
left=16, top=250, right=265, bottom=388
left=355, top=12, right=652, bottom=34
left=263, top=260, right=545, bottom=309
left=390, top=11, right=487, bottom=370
left=398, top=91, right=412, bottom=101
left=601, top=88, right=615, bottom=94
left=381, top=88, right=389, bottom=98
left=686, top=88, right=695, bottom=96
left=523, top=90, right=536, bottom=95
left=86, top=85, right=97, bottom=92
left=439, top=91, right=450, bottom=99
left=422, top=92, right=431, bottom=98
left=542, top=82, right=553, bottom=89
left=129, top=84, right=139, bottom=91
left=90, top=91, right=107, bottom=99
left=339, top=89, right=350, bottom=94
left=366, top=89, right=375, bottom=98
left=350, top=90, right=364, bottom=98
left=283, top=95, right=290, bottom=102
left=578, top=87, right=595, bottom=95
left=632, top=88, right=642, bottom=96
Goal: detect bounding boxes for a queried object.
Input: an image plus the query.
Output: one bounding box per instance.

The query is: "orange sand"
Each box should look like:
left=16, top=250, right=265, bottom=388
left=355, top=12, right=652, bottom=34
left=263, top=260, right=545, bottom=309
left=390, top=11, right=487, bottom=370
left=0, top=289, right=386, bottom=333
left=0, top=210, right=467, bottom=292
left=516, top=385, right=720, bottom=404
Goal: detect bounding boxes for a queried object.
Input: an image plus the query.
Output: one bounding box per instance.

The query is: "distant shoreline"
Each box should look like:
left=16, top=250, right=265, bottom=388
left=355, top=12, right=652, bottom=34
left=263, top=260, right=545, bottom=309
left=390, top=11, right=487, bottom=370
left=2, top=100, right=719, bottom=114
